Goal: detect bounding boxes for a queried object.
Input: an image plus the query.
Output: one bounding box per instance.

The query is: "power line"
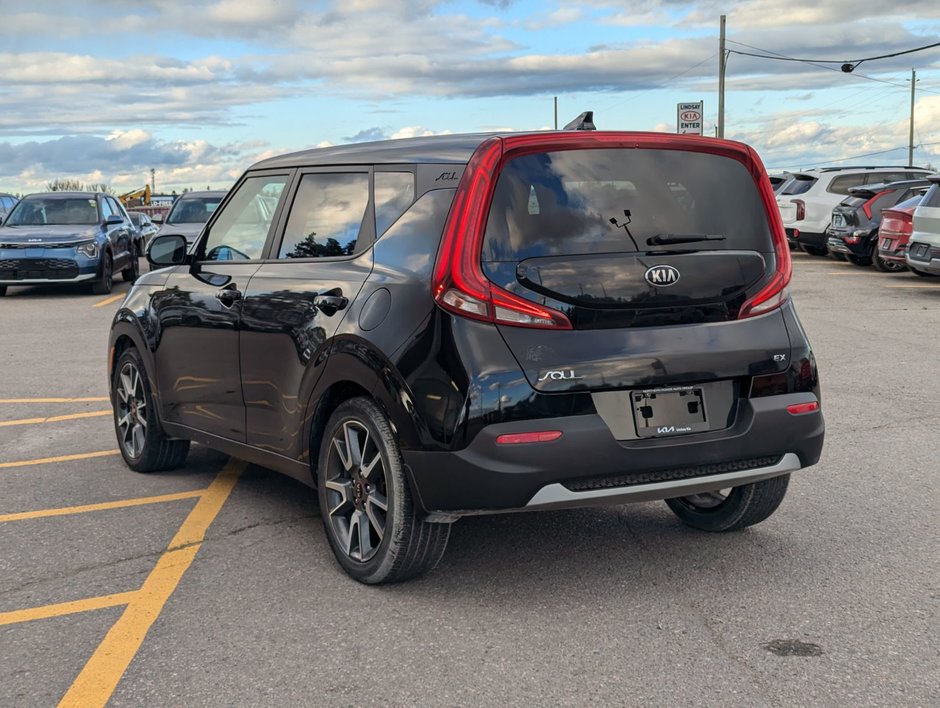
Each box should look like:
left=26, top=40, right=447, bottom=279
left=725, top=39, right=940, bottom=96
left=796, top=141, right=940, bottom=168
left=726, top=40, right=940, bottom=67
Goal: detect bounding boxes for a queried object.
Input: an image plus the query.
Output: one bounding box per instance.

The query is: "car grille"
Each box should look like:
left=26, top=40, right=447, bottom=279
left=0, top=258, right=80, bottom=280
left=0, top=242, right=78, bottom=249
left=561, top=455, right=784, bottom=491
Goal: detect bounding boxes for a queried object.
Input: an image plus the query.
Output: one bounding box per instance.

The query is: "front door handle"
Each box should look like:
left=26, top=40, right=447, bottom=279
left=216, top=285, right=242, bottom=307
left=313, top=292, right=348, bottom=316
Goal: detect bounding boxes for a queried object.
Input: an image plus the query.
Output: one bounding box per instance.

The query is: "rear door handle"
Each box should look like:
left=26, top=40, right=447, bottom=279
left=216, top=285, right=242, bottom=307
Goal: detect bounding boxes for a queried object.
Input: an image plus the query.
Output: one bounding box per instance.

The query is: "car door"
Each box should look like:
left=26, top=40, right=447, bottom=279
left=151, top=171, right=292, bottom=441
left=239, top=168, right=380, bottom=456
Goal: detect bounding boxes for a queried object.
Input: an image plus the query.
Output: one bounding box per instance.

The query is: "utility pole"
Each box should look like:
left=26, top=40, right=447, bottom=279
left=908, top=69, right=916, bottom=166
left=554, top=96, right=558, bottom=130
left=718, top=14, right=726, bottom=138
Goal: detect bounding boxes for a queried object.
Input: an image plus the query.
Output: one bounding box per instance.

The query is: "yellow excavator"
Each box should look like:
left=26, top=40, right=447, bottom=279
left=119, top=185, right=151, bottom=207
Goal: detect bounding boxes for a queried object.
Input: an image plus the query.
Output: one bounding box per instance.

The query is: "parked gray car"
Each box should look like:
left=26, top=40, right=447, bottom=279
left=154, top=191, right=226, bottom=246
left=0, top=193, right=18, bottom=223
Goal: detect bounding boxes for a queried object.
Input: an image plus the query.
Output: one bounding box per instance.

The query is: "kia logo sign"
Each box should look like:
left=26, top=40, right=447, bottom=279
left=644, top=265, right=680, bottom=286
left=679, top=111, right=699, bottom=121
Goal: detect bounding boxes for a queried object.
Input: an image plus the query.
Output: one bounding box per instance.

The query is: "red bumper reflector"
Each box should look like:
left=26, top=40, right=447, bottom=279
left=496, top=431, right=563, bottom=445
left=786, top=402, right=819, bottom=415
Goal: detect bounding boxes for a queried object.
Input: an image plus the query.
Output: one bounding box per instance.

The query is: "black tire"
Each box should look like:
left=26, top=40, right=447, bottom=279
left=91, top=252, right=113, bottom=295
left=665, top=474, right=790, bottom=532
left=846, top=254, right=872, bottom=267
left=801, top=245, right=828, bottom=257
left=122, top=243, right=140, bottom=283
left=0, top=286, right=6, bottom=297
left=910, top=267, right=937, bottom=278
left=317, top=397, right=450, bottom=584
left=870, top=246, right=905, bottom=273
left=112, top=347, right=190, bottom=473
left=829, top=252, right=846, bottom=261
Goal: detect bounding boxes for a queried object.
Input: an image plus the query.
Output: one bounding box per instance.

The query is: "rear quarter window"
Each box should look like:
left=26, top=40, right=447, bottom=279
left=827, top=175, right=867, bottom=195
left=482, top=148, right=773, bottom=261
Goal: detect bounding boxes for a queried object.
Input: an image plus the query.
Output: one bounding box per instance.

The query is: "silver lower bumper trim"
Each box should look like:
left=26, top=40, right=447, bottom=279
left=525, top=452, right=802, bottom=511
left=0, top=273, right=96, bottom=285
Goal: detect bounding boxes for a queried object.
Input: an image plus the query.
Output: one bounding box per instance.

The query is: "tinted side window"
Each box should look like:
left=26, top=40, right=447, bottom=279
left=827, top=175, right=866, bottom=195
left=782, top=177, right=815, bottom=195
left=868, top=172, right=906, bottom=185
left=100, top=198, right=113, bottom=218
left=108, top=197, right=126, bottom=220
left=278, top=173, right=369, bottom=259
left=374, top=172, right=415, bottom=237
left=202, top=175, right=287, bottom=261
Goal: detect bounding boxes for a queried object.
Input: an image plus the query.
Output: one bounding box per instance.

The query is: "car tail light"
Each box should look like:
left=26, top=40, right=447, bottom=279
left=792, top=199, right=805, bottom=221
left=738, top=155, right=792, bottom=320
left=496, top=430, right=563, bottom=445
left=432, top=137, right=572, bottom=329
left=786, top=401, right=819, bottom=415
left=862, top=190, right=891, bottom=219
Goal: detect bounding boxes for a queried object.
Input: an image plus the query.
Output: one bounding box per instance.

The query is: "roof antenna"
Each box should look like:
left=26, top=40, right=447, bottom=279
left=563, top=111, right=596, bottom=131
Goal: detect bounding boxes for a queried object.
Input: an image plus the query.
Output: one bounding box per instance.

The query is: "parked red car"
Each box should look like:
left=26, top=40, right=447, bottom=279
left=877, top=194, right=924, bottom=270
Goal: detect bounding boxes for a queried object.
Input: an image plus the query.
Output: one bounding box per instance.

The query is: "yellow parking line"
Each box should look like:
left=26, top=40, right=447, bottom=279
left=886, top=284, right=940, bottom=289
left=59, top=460, right=245, bottom=708
left=0, top=397, right=109, bottom=404
left=93, top=294, right=125, bottom=308
left=0, top=450, right=119, bottom=470
left=0, top=410, right=111, bottom=428
left=0, top=592, right=139, bottom=627
left=0, top=489, right=205, bottom=524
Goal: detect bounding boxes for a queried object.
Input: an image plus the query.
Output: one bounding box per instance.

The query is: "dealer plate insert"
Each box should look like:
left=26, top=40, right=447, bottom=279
left=631, top=386, right=710, bottom=438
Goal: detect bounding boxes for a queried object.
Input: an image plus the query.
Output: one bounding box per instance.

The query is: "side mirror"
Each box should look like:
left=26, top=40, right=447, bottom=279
left=105, top=214, right=124, bottom=226
left=151, top=213, right=164, bottom=224
left=147, top=234, right=189, bottom=267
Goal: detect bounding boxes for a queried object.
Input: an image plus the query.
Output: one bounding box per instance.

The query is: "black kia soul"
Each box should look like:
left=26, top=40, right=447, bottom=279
left=109, top=131, right=824, bottom=584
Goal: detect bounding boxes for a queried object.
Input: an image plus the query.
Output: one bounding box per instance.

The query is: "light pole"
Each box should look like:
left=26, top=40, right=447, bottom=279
left=908, top=69, right=917, bottom=166
left=718, top=15, right=726, bottom=138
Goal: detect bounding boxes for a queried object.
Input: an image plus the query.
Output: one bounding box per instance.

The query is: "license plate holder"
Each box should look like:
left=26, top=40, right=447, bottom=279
left=632, top=386, right=709, bottom=438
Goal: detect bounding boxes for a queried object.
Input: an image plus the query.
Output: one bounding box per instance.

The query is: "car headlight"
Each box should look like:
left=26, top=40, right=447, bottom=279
left=76, top=241, right=99, bottom=258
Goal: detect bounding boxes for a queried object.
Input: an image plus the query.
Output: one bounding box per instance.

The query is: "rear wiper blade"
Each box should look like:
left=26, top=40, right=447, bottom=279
left=647, top=233, right=726, bottom=246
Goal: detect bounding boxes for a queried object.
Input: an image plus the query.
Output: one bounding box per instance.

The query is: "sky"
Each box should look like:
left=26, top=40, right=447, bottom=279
left=0, top=0, right=938, bottom=195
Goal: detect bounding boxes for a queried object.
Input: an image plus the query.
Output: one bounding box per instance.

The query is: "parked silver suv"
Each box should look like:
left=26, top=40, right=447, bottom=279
left=905, top=175, right=940, bottom=276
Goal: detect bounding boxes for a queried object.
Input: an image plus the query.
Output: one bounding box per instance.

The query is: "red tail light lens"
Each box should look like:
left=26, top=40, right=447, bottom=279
left=738, top=152, right=792, bottom=320
left=862, top=190, right=890, bottom=219
left=432, top=137, right=572, bottom=329
left=496, top=430, right=563, bottom=445
left=792, top=199, right=805, bottom=221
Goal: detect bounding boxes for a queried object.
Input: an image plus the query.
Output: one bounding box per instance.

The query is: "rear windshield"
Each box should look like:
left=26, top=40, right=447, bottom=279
left=482, top=148, right=772, bottom=261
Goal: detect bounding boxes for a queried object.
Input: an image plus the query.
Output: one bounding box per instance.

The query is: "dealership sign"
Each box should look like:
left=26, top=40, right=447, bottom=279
left=677, top=102, right=703, bottom=135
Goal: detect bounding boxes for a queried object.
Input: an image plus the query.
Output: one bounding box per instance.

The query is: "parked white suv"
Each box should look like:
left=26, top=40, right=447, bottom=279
left=776, top=167, right=932, bottom=256
left=905, top=175, right=940, bottom=276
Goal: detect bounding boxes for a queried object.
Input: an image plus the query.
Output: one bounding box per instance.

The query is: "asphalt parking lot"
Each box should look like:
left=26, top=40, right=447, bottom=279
left=1, top=254, right=938, bottom=707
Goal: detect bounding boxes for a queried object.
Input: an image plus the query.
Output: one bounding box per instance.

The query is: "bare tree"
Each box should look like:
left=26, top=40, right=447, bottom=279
left=45, top=178, right=113, bottom=194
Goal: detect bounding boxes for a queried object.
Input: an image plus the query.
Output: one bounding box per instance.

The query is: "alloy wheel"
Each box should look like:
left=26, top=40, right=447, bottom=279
left=115, top=361, right=148, bottom=458
left=324, top=419, right=389, bottom=562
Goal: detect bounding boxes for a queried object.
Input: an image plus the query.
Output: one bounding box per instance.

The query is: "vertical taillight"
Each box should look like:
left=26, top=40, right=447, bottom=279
left=432, top=137, right=572, bottom=330
left=738, top=149, right=792, bottom=319
left=792, top=199, right=805, bottom=221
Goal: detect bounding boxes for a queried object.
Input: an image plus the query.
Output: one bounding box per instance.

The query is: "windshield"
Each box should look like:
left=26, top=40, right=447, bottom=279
left=5, top=197, right=99, bottom=226
left=166, top=196, right=222, bottom=225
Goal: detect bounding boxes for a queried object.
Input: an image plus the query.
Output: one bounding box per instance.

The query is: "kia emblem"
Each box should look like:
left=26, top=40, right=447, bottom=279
left=644, top=265, right=680, bottom=286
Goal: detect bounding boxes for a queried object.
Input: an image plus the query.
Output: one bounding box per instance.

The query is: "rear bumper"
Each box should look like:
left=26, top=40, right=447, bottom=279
left=404, top=392, right=824, bottom=517
left=789, top=229, right=826, bottom=248
left=905, top=243, right=940, bottom=274
left=826, top=233, right=869, bottom=257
